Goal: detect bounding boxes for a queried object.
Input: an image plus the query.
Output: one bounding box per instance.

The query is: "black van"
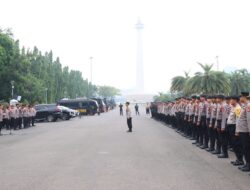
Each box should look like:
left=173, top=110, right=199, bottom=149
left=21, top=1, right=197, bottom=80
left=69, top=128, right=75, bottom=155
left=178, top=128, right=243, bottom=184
left=57, top=99, right=99, bottom=115
left=90, top=98, right=106, bottom=113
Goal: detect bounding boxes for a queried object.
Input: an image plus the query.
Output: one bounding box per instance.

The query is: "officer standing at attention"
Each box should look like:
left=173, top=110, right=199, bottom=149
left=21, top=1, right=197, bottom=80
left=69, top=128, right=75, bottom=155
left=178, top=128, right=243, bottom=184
left=3, top=105, right=10, bottom=130
left=197, top=94, right=207, bottom=149
left=135, top=103, right=140, bottom=115
left=126, top=102, right=133, bottom=133
left=31, top=105, right=36, bottom=126
left=237, top=92, right=250, bottom=172
left=228, top=96, right=244, bottom=165
left=0, top=104, right=3, bottom=136
left=9, top=105, right=17, bottom=133
left=119, top=103, right=123, bottom=116
left=218, top=96, right=231, bottom=158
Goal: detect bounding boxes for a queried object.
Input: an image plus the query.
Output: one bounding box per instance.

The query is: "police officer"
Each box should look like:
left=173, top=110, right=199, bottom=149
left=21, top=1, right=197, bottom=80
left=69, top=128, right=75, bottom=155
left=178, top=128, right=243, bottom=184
left=197, top=94, right=208, bottom=149
left=218, top=96, right=231, bottom=158
left=194, top=97, right=200, bottom=146
left=9, top=105, right=17, bottom=133
left=0, top=104, right=3, bottom=135
left=205, top=96, right=213, bottom=151
left=135, top=103, right=140, bottom=115
left=31, top=105, right=36, bottom=126
left=16, top=104, right=22, bottom=129
left=189, top=96, right=196, bottom=142
left=119, top=103, right=123, bottom=116
left=3, top=105, right=10, bottom=130
left=237, top=92, right=250, bottom=172
left=209, top=96, right=217, bottom=152
left=228, top=96, right=244, bottom=165
left=212, top=95, right=224, bottom=155
left=28, top=105, right=32, bottom=127
left=125, top=102, right=133, bottom=133
left=22, top=104, right=29, bottom=128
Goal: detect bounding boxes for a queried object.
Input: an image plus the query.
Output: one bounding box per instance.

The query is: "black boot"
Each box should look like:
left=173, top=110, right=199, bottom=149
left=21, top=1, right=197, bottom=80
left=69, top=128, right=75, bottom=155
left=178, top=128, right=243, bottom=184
left=212, top=150, right=221, bottom=155
left=231, top=160, right=244, bottom=166
left=218, top=154, right=228, bottom=158
left=240, top=163, right=250, bottom=172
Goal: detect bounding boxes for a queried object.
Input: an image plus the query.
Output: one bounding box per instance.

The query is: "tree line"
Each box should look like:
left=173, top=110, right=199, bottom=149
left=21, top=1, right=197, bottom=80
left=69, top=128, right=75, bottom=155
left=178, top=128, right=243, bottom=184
left=154, top=63, right=250, bottom=101
left=0, top=28, right=119, bottom=104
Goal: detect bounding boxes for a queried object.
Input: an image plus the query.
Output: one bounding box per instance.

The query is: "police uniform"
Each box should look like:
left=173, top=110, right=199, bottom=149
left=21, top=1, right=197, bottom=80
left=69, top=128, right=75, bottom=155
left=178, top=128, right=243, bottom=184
left=218, top=98, right=231, bottom=158
left=9, top=106, right=17, bottom=131
left=23, top=106, right=29, bottom=128
left=0, top=106, right=3, bottom=135
left=236, top=92, right=250, bottom=172
left=205, top=97, right=212, bottom=151
left=3, top=107, right=10, bottom=130
left=227, top=97, right=243, bottom=165
left=31, top=106, right=36, bottom=126
left=197, top=96, right=208, bottom=148
left=209, top=98, right=217, bottom=152
left=213, top=95, right=224, bottom=155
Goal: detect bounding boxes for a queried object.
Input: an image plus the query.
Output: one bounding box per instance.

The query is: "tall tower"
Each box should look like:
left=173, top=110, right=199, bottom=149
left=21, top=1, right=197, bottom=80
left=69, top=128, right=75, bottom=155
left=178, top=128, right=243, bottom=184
left=135, top=19, right=144, bottom=94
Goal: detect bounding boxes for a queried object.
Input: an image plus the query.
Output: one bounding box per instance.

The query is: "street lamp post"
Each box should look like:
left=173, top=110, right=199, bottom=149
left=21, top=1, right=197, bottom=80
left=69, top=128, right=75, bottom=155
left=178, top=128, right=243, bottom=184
left=10, top=80, right=14, bottom=99
left=90, top=56, right=93, bottom=84
left=45, top=88, right=48, bottom=104
left=216, top=55, right=219, bottom=71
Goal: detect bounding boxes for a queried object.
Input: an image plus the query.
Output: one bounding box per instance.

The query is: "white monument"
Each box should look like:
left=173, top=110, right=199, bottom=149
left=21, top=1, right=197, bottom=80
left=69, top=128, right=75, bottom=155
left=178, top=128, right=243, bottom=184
left=135, top=19, right=144, bottom=94
left=122, top=19, right=154, bottom=104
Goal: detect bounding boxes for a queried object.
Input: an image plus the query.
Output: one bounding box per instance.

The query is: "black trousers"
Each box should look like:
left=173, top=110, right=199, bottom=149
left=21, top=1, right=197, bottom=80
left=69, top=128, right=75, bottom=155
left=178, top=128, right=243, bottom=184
left=135, top=109, right=139, bottom=115
left=228, top=124, right=243, bottom=161
left=17, top=117, right=22, bottom=129
left=31, top=117, right=35, bottom=126
left=239, top=132, right=250, bottom=164
left=180, top=113, right=185, bottom=132
left=28, top=117, right=31, bottom=127
left=215, top=120, right=222, bottom=152
left=199, top=116, right=207, bottom=145
left=10, top=118, right=16, bottom=130
left=127, top=118, right=132, bottom=132
left=0, top=121, right=2, bottom=133
left=120, top=110, right=123, bottom=116
left=23, top=117, right=28, bottom=128
left=220, top=129, right=229, bottom=156
left=3, top=119, right=9, bottom=130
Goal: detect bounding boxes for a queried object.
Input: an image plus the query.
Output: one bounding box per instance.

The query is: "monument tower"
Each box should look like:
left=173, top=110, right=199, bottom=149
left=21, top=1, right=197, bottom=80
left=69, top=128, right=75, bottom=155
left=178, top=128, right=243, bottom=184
left=135, top=19, right=144, bottom=93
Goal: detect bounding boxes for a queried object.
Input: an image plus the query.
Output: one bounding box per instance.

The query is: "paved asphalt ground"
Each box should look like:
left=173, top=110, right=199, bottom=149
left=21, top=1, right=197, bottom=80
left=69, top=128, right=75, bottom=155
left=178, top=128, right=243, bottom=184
left=0, top=108, right=250, bottom=190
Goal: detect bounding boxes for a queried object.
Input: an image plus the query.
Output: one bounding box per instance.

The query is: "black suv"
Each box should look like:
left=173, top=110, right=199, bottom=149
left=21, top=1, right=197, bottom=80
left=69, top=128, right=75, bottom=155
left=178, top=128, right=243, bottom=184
left=35, top=104, right=62, bottom=122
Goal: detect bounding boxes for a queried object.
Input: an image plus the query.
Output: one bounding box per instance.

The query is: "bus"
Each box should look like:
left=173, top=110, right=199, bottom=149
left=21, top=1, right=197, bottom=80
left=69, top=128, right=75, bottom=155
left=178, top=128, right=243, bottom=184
left=57, top=98, right=99, bottom=115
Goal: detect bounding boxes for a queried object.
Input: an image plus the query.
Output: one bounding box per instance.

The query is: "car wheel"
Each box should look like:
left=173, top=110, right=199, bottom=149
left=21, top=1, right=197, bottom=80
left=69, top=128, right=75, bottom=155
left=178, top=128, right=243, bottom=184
left=47, top=115, right=54, bottom=122
left=62, top=113, right=70, bottom=120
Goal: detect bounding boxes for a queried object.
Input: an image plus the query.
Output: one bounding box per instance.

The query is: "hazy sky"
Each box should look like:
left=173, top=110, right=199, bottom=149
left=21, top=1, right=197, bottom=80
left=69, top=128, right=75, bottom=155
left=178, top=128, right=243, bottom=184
left=1, top=0, right=250, bottom=94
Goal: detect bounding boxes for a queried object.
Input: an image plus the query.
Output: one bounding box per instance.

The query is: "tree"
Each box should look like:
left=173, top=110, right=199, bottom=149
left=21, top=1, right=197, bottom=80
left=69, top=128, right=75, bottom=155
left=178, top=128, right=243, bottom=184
left=170, top=71, right=189, bottom=94
left=97, top=86, right=120, bottom=98
left=184, top=63, right=230, bottom=95
left=0, top=29, right=100, bottom=103
left=153, top=92, right=178, bottom=102
left=230, top=69, right=250, bottom=95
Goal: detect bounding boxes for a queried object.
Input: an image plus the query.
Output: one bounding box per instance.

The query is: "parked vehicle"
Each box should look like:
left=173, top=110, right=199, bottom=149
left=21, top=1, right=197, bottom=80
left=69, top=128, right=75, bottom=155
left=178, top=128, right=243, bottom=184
left=90, top=98, right=106, bottom=113
left=103, top=98, right=116, bottom=110
left=35, top=104, right=62, bottom=122
left=57, top=106, right=75, bottom=120
left=57, top=98, right=99, bottom=115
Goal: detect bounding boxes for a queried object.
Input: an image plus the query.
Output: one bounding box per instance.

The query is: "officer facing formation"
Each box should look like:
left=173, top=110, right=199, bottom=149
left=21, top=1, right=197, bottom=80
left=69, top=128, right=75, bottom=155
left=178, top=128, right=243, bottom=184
left=119, top=103, right=123, bottom=116
left=0, top=103, right=37, bottom=135
left=135, top=103, right=140, bottom=115
left=151, top=92, right=250, bottom=175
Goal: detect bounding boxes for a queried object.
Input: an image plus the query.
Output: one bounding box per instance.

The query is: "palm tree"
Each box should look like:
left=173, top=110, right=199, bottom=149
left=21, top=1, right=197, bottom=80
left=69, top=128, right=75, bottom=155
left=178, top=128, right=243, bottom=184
left=230, top=69, right=250, bottom=95
left=170, top=71, right=189, bottom=94
left=184, top=63, right=230, bottom=95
